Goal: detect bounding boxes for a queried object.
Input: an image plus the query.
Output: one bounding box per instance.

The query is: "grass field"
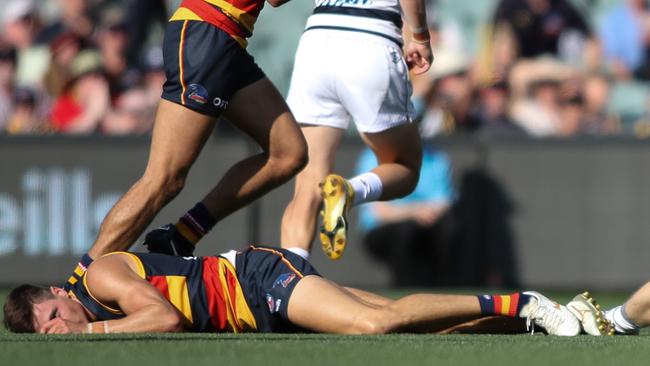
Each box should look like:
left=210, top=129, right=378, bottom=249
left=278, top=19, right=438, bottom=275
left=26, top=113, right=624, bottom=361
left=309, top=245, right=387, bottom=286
left=1, top=290, right=648, bottom=366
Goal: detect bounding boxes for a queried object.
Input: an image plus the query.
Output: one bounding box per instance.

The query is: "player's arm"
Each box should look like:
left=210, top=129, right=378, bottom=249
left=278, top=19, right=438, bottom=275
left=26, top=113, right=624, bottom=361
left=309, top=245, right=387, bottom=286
left=42, top=254, right=184, bottom=334
left=399, top=0, right=433, bottom=74
left=85, top=254, right=184, bottom=333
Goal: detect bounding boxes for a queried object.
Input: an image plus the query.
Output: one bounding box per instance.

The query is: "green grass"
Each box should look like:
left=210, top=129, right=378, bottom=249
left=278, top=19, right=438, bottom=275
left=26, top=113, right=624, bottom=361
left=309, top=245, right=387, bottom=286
left=1, top=290, right=648, bottom=366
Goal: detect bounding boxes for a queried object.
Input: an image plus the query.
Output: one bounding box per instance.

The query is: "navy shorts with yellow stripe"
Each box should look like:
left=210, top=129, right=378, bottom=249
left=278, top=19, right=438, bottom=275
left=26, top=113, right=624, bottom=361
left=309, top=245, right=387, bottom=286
left=234, top=246, right=320, bottom=333
left=161, top=20, right=265, bottom=116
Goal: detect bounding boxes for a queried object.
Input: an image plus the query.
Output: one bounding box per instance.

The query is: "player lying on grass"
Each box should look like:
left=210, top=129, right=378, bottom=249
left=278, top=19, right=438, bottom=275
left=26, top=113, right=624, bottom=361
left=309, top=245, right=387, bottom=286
left=4, top=245, right=585, bottom=336
left=567, top=283, right=650, bottom=336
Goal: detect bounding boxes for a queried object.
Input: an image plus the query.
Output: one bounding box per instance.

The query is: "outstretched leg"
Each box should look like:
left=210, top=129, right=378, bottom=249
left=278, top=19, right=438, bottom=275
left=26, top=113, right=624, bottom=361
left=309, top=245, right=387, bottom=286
left=288, top=275, right=489, bottom=334
left=289, top=277, right=579, bottom=335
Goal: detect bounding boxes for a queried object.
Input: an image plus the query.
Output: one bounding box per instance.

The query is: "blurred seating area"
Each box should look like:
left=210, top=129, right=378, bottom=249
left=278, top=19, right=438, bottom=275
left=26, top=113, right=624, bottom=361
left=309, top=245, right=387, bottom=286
left=414, top=0, right=650, bottom=138
left=1, top=0, right=650, bottom=137
left=0, top=0, right=172, bottom=135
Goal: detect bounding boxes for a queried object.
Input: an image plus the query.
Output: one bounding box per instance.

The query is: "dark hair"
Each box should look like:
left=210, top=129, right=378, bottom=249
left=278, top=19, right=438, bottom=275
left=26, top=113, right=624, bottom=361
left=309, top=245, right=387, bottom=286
left=3, top=285, right=53, bottom=333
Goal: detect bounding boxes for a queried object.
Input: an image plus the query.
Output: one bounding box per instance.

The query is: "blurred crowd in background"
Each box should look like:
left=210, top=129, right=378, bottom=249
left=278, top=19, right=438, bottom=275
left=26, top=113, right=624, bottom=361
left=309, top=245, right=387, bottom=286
left=1, top=0, right=650, bottom=137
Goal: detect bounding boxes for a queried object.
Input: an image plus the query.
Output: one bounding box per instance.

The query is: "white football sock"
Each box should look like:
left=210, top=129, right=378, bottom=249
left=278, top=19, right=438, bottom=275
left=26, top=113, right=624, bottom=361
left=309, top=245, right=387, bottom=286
left=348, top=172, right=383, bottom=206
left=286, top=247, right=310, bottom=261
left=605, top=305, right=640, bottom=335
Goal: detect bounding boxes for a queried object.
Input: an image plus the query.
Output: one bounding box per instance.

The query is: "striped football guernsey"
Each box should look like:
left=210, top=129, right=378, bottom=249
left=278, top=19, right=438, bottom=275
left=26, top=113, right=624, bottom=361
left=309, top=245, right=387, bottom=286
left=64, top=252, right=257, bottom=332
left=169, top=0, right=265, bottom=47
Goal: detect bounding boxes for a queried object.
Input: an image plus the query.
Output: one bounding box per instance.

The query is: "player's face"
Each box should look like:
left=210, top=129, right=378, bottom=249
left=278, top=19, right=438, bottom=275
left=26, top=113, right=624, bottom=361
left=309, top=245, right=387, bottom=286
left=32, top=287, right=89, bottom=332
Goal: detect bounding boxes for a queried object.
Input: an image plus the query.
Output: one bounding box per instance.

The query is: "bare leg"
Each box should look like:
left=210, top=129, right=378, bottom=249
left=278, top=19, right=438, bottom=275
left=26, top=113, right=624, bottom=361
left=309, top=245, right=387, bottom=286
left=89, top=100, right=215, bottom=258
left=280, top=126, right=344, bottom=250
left=204, top=77, right=308, bottom=222
left=89, top=78, right=307, bottom=258
left=359, top=122, right=422, bottom=200
left=619, top=282, right=650, bottom=327
left=342, top=287, right=394, bottom=308
left=288, top=275, right=485, bottom=334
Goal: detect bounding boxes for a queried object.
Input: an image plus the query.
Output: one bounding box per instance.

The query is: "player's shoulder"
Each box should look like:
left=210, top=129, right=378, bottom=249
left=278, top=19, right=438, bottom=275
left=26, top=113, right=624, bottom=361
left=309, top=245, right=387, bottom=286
left=87, top=252, right=145, bottom=279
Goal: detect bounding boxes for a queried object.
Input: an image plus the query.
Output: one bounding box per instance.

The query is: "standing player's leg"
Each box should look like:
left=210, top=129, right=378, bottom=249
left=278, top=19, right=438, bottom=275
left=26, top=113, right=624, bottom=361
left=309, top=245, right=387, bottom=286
left=280, top=126, right=344, bottom=259
left=287, top=276, right=581, bottom=335
left=89, top=100, right=215, bottom=258
left=202, top=77, right=308, bottom=223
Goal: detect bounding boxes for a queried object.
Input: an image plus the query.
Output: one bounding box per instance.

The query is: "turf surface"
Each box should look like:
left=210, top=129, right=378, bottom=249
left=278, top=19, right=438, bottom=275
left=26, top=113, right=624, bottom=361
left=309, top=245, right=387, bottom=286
left=1, top=290, right=647, bottom=366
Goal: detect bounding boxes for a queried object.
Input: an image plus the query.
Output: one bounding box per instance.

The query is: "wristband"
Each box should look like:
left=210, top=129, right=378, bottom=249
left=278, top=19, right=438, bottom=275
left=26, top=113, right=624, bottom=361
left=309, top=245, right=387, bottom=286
left=412, top=30, right=430, bottom=45
left=409, top=26, right=427, bottom=34
left=86, top=321, right=109, bottom=334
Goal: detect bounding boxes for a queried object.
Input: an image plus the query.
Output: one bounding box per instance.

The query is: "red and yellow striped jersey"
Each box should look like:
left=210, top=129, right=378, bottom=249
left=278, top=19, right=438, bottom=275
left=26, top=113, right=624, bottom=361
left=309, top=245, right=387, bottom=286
left=64, top=252, right=257, bottom=332
left=170, top=0, right=265, bottom=47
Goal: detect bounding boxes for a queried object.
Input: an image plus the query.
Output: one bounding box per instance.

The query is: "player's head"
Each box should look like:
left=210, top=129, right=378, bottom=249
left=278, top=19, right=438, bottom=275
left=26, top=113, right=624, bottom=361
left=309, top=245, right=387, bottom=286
left=3, top=285, right=88, bottom=333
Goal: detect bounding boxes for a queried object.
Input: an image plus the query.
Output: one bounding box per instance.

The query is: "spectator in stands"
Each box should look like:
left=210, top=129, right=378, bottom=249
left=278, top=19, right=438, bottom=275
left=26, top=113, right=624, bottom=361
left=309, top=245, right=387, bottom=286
left=492, top=0, right=592, bottom=60
left=580, top=73, right=620, bottom=135
left=49, top=51, right=109, bottom=134
left=600, top=0, right=650, bottom=81
left=419, top=50, right=478, bottom=136
left=4, top=87, right=47, bottom=134
left=0, top=47, right=17, bottom=133
left=510, top=78, right=564, bottom=137
left=37, top=0, right=94, bottom=45
left=2, top=0, right=50, bottom=88
left=473, top=81, right=527, bottom=138
left=43, top=32, right=82, bottom=98
left=508, top=58, right=578, bottom=136
left=101, top=88, right=153, bottom=135
left=358, top=144, right=456, bottom=287
left=96, top=19, right=140, bottom=99
left=122, top=0, right=168, bottom=67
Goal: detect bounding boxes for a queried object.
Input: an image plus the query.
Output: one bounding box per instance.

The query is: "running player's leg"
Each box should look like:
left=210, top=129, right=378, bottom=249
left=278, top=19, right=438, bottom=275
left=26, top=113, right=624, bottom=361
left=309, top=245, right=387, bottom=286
left=89, top=100, right=215, bottom=258
left=358, top=122, right=422, bottom=201
left=317, top=123, right=422, bottom=260
left=202, top=77, right=308, bottom=222
left=280, top=126, right=344, bottom=258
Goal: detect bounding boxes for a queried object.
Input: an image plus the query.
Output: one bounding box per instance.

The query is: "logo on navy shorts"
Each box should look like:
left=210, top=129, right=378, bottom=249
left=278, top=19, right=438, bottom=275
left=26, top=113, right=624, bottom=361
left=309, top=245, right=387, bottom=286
left=273, top=273, right=296, bottom=289
left=187, top=84, right=208, bottom=104
left=265, top=293, right=282, bottom=314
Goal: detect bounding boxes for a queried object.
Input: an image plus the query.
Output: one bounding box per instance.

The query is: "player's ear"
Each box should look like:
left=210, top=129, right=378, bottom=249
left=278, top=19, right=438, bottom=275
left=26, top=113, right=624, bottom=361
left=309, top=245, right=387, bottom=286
left=50, top=286, right=67, bottom=297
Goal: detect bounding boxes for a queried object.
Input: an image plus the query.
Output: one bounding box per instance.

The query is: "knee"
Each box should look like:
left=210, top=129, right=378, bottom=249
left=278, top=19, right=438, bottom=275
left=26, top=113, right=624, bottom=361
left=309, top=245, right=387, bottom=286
left=401, top=164, right=421, bottom=195
left=140, top=168, right=187, bottom=202
left=349, top=313, right=393, bottom=335
left=270, top=141, right=309, bottom=180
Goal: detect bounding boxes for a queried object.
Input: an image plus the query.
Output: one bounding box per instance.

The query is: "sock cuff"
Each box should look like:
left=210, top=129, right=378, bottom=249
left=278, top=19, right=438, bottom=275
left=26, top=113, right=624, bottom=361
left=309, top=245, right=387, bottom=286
left=349, top=172, right=383, bottom=206
left=621, top=303, right=640, bottom=329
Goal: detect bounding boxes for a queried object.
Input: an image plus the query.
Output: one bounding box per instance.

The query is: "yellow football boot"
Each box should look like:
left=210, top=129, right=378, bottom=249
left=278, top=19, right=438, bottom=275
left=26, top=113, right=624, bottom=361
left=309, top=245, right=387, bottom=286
left=319, top=174, right=354, bottom=260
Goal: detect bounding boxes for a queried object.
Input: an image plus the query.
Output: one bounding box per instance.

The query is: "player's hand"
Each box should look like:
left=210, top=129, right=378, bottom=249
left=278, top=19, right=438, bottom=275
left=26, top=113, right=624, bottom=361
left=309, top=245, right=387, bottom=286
left=404, top=41, right=433, bottom=75
left=39, top=318, right=87, bottom=334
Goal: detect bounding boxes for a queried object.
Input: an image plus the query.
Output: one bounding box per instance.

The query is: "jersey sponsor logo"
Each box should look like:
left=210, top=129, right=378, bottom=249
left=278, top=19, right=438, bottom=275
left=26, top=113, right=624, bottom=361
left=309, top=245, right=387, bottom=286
left=273, top=273, right=296, bottom=289
left=187, top=84, right=209, bottom=104
left=213, top=97, right=229, bottom=110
